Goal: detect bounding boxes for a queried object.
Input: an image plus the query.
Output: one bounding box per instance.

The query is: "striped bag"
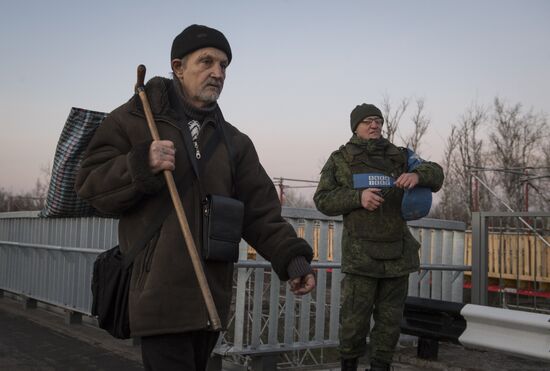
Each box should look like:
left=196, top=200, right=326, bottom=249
left=39, top=107, right=108, bottom=217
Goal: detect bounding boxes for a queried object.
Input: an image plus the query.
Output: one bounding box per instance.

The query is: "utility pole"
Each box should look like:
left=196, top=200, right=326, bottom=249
left=272, top=177, right=319, bottom=207
left=469, top=170, right=479, bottom=212
left=524, top=169, right=529, bottom=212
left=278, top=177, right=284, bottom=206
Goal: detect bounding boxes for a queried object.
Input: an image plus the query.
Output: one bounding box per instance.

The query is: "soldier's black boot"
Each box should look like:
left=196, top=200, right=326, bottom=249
left=366, top=359, right=391, bottom=371
left=340, top=357, right=358, bottom=371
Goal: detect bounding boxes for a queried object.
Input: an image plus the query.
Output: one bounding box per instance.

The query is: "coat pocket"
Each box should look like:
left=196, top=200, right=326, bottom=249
left=362, top=239, right=403, bottom=260
left=134, top=231, right=160, bottom=289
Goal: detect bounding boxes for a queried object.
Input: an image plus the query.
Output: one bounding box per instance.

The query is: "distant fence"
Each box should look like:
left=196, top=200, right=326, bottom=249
left=469, top=211, right=550, bottom=313
left=0, top=208, right=467, bottom=369
left=466, top=232, right=550, bottom=283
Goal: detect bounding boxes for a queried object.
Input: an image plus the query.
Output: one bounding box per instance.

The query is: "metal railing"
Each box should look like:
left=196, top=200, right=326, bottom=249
left=0, top=208, right=467, bottom=369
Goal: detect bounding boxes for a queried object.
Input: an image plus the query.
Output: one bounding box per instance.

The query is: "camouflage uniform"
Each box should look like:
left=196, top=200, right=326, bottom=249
left=313, top=135, right=443, bottom=364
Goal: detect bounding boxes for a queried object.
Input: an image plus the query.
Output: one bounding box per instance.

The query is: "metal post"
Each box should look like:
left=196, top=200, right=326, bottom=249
left=64, top=310, right=82, bottom=325
left=278, top=177, right=284, bottom=205
left=473, top=176, right=479, bottom=212
left=22, top=296, right=37, bottom=310
left=471, top=212, right=488, bottom=305
left=524, top=170, right=529, bottom=212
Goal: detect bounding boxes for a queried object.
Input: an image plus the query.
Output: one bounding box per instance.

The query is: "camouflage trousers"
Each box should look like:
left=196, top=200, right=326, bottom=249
left=339, top=273, right=408, bottom=364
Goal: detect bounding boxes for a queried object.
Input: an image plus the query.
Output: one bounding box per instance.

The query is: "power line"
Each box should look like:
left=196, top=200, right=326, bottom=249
left=272, top=177, right=319, bottom=206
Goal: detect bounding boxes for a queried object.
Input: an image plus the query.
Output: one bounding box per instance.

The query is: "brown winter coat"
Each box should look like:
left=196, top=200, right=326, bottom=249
left=76, top=77, right=312, bottom=337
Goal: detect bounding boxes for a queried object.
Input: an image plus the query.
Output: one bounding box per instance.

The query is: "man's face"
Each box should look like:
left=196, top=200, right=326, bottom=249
left=172, top=47, right=228, bottom=108
left=355, top=116, right=383, bottom=140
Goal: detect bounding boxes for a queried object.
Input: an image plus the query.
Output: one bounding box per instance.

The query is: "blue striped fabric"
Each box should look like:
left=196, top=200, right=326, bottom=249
left=39, top=107, right=108, bottom=217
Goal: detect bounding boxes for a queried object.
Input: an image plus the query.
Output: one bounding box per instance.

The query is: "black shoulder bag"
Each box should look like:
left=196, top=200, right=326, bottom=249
left=91, top=196, right=171, bottom=339
left=181, top=118, right=244, bottom=263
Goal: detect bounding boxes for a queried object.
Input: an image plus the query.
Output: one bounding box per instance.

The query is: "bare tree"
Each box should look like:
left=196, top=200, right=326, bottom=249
left=0, top=189, right=44, bottom=212
left=283, top=189, right=315, bottom=209
left=432, top=126, right=461, bottom=220
left=532, top=139, right=550, bottom=208
left=432, top=103, right=490, bottom=223
left=0, top=164, right=50, bottom=212
left=0, top=189, right=9, bottom=212
left=400, top=98, right=430, bottom=154
left=380, top=94, right=408, bottom=143
left=488, top=97, right=547, bottom=211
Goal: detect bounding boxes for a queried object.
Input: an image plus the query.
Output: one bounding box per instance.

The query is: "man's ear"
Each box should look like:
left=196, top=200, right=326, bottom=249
left=171, top=59, right=184, bottom=78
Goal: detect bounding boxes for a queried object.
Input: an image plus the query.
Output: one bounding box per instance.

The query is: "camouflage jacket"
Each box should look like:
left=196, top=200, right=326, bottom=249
left=313, top=136, right=444, bottom=277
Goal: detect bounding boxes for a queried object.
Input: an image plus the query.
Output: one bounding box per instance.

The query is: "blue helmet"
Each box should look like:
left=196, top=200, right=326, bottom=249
left=401, top=149, right=432, bottom=221
left=402, top=187, right=432, bottom=221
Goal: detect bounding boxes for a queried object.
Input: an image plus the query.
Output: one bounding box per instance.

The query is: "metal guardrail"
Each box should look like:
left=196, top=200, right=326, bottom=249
left=402, top=296, right=550, bottom=362
left=0, top=208, right=467, bottom=369
left=459, top=303, right=550, bottom=361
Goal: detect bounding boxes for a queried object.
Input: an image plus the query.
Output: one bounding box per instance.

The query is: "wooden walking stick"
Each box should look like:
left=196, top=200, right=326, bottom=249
left=135, top=64, right=221, bottom=330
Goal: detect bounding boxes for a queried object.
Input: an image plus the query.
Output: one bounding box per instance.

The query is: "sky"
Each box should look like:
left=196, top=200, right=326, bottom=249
left=1, top=0, right=549, bottom=197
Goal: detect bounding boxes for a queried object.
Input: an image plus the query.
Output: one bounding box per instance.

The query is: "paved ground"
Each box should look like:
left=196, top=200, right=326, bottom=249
left=0, top=295, right=142, bottom=371
left=1, top=293, right=549, bottom=371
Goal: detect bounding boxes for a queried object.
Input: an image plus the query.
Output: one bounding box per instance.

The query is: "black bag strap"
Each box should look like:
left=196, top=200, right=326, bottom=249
left=179, top=117, right=238, bottom=199
left=216, top=111, right=238, bottom=192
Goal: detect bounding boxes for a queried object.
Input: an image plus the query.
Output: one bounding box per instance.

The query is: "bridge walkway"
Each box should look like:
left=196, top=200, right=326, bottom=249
left=1, top=295, right=549, bottom=371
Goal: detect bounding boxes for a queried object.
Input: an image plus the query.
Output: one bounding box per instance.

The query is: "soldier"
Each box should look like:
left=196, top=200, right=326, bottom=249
left=313, top=103, right=444, bottom=371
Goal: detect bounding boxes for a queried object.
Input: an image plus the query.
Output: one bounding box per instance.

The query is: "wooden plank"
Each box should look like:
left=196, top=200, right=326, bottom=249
left=493, top=234, right=500, bottom=275
left=511, top=236, right=518, bottom=277
left=489, top=235, right=497, bottom=275
left=545, top=237, right=550, bottom=279
left=327, top=224, right=334, bottom=261
left=522, top=235, right=530, bottom=278
left=487, top=234, right=495, bottom=275
left=536, top=237, right=543, bottom=282
left=527, top=235, right=534, bottom=281
left=504, top=235, right=511, bottom=275
left=465, top=233, right=472, bottom=266
left=464, top=231, right=472, bottom=276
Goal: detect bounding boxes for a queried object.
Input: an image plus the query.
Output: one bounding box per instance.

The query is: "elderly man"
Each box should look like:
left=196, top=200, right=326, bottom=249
left=76, top=24, right=315, bottom=371
left=314, top=103, right=443, bottom=371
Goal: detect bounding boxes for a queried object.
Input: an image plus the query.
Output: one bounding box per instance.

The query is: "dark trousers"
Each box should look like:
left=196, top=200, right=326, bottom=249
left=141, top=331, right=220, bottom=371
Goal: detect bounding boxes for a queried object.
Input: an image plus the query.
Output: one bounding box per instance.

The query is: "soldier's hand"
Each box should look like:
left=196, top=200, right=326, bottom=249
left=289, top=273, right=316, bottom=295
left=395, top=173, right=419, bottom=189
left=361, top=188, right=384, bottom=211
left=149, top=140, right=176, bottom=174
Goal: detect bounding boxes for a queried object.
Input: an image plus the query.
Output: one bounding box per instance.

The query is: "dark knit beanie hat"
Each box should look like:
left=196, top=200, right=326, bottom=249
left=350, top=103, right=384, bottom=132
left=171, top=24, right=232, bottom=64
